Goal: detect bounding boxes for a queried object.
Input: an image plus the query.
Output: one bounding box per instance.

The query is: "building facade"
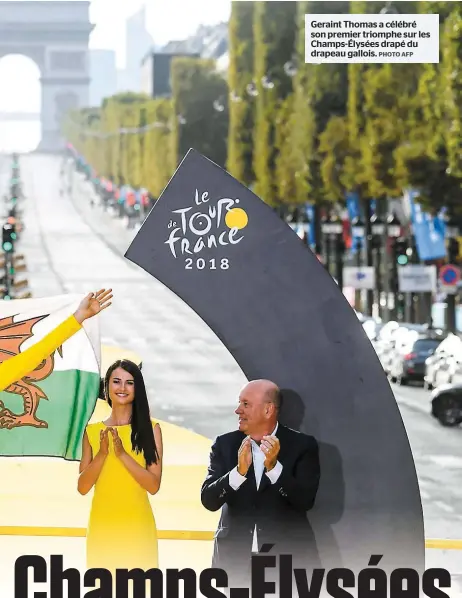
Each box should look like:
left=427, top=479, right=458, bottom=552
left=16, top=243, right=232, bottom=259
left=89, top=49, right=117, bottom=106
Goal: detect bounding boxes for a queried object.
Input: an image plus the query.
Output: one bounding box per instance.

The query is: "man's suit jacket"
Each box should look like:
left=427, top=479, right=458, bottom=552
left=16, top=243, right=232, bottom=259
left=201, top=423, right=321, bottom=577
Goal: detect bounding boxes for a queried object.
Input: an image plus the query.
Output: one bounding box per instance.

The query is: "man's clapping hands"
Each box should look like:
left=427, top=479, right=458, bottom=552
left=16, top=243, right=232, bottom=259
left=237, top=434, right=280, bottom=475
left=237, top=436, right=252, bottom=476
left=261, top=435, right=280, bottom=472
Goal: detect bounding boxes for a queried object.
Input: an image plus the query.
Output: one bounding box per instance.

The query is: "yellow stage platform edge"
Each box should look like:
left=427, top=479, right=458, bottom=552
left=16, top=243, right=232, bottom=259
left=0, top=527, right=213, bottom=541
left=0, top=527, right=459, bottom=550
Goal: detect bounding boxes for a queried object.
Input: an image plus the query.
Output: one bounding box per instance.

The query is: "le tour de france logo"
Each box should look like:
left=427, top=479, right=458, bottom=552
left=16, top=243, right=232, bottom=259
left=165, top=188, right=249, bottom=271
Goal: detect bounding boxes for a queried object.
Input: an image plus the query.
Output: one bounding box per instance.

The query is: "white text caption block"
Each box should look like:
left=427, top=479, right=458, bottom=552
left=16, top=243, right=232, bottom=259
left=305, top=14, right=439, bottom=64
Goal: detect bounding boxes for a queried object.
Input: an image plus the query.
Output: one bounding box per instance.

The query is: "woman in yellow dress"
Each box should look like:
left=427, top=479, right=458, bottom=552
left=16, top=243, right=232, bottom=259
left=0, top=288, right=113, bottom=392
left=78, top=358, right=163, bottom=573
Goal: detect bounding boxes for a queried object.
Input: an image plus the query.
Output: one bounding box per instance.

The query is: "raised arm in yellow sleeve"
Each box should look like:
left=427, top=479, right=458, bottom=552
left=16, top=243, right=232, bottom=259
left=0, top=288, right=113, bottom=392
left=0, top=315, right=82, bottom=392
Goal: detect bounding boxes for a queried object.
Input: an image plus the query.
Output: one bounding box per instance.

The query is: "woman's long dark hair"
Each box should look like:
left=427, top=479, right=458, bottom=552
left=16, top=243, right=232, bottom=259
left=104, top=359, right=159, bottom=466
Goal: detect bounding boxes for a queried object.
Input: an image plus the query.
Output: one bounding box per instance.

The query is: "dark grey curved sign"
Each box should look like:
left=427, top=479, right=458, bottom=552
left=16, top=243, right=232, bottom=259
left=125, top=149, right=424, bottom=576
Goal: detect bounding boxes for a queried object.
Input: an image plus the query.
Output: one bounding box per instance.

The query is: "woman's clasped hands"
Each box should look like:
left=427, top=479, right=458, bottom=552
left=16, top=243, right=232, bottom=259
left=98, top=427, right=126, bottom=458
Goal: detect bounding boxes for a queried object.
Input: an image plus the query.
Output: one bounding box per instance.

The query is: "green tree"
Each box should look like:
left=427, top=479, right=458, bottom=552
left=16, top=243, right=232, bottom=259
left=292, top=1, right=350, bottom=207
left=171, top=57, right=229, bottom=167
left=97, top=93, right=147, bottom=184
left=101, top=98, right=122, bottom=181
left=338, top=1, right=420, bottom=207
left=344, top=0, right=384, bottom=197
left=290, top=1, right=316, bottom=207
left=397, top=144, right=462, bottom=214
left=440, top=2, right=462, bottom=177
left=227, top=1, right=255, bottom=185
left=360, top=63, right=420, bottom=200
left=62, top=109, right=86, bottom=156
left=395, top=1, right=462, bottom=213
left=120, top=106, right=141, bottom=187
left=141, top=99, right=175, bottom=196
left=79, top=108, right=102, bottom=175
left=318, top=115, right=350, bottom=203
left=252, top=1, right=298, bottom=206
left=275, top=95, right=297, bottom=202
left=62, top=92, right=176, bottom=194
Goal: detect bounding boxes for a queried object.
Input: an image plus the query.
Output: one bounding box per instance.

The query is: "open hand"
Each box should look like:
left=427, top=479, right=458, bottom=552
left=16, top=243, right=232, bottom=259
left=99, top=427, right=110, bottom=456
left=109, top=427, right=125, bottom=458
left=261, top=435, right=280, bottom=471
left=238, top=436, right=252, bottom=476
left=74, top=289, right=113, bottom=324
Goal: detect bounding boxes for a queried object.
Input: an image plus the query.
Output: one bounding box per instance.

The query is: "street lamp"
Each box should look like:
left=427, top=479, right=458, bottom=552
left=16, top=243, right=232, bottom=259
left=329, top=218, right=343, bottom=236
left=301, top=210, right=310, bottom=236
left=443, top=213, right=460, bottom=333
left=380, top=2, right=399, bottom=14
left=261, top=76, right=274, bottom=90
left=371, top=214, right=386, bottom=237
left=213, top=98, right=225, bottom=112
left=321, top=213, right=332, bottom=235
left=321, top=213, right=333, bottom=273
left=246, top=76, right=275, bottom=96
left=283, top=59, right=298, bottom=77
left=386, top=213, right=401, bottom=239
left=370, top=214, right=387, bottom=318
left=230, top=91, right=242, bottom=103
left=246, top=82, right=258, bottom=97
left=445, top=213, right=460, bottom=240
left=321, top=213, right=343, bottom=236
left=287, top=214, right=298, bottom=231
left=350, top=216, right=365, bottom=310
left=351, top=216, right=365, bottom=239
left=330, top=215, right=344, bottom=290
left=322, top=213, right=344, bottom=285
left=285, top=207, right=299, bottom=231
left=386, top=213, right=402, bottom=320
left=296, top=210, right=311, bottom=244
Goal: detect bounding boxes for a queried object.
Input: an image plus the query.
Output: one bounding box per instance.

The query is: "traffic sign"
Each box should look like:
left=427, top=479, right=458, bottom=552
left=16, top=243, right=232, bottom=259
left=398, top=265, right=436, bottom=293
left=441, top=285, right=458, bottom=295
left=343, top=266, right=375, bottom=290
left=439, top=264, right=460, bottom=286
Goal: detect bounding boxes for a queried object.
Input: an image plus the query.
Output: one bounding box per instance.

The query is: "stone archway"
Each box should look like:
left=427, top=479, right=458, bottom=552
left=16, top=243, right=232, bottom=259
left=0, top=55, right=42, bottom=152
left=55, top=91, right=80, bottom=128
left=0, top=1, right=93, bottom=152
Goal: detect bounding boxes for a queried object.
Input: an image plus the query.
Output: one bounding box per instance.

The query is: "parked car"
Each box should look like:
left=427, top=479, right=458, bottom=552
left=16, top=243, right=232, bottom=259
left=376, top=323, right=429, bottom=375
left=362, top=317, right=384, bottom=342
left=388, top=333, right=445, bottom=385
left=424, top=333, right=462, bottom=390
left=374, top=321, right=401, bottom=370
left=430, top=384, right=462, bottom=427
left=431, top=302, right=462, bottom=334
left=424, top=349, right=444, bottom=391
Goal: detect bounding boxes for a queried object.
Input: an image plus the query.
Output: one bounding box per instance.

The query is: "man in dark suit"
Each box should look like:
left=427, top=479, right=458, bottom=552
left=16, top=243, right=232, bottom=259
left=201, top=379, right=320, bottom=589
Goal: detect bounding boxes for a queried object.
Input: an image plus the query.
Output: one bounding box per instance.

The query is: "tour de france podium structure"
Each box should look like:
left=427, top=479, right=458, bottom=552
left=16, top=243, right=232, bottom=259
left=125, top=149, right=425, bottom=577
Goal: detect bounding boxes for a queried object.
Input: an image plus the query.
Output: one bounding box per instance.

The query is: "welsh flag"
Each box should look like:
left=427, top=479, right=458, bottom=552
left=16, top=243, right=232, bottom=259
left=0, top=294, right=101, bottom=460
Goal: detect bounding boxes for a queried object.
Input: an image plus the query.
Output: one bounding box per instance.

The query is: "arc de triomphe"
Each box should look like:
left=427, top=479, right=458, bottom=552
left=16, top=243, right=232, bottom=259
left=0, top=1, right=93, bottom=152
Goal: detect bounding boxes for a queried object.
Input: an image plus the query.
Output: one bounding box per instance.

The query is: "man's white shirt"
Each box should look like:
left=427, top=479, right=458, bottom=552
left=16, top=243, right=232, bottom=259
left=228, top=423, right=283, bottom=552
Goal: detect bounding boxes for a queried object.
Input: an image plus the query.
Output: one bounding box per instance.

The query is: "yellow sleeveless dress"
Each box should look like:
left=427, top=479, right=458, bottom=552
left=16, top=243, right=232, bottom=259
left=85, top=419, right=159, bottom=573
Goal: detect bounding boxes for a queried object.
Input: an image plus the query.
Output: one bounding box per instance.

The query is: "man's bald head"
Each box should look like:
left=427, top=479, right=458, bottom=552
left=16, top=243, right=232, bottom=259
left=243, top=379, right=281, bottom=411
left=235, top=379, right=282, bottom=437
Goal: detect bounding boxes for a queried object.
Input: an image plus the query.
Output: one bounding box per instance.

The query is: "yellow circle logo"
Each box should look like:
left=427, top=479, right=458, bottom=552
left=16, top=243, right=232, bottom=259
left=225, top=208, right=248, bottom=230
